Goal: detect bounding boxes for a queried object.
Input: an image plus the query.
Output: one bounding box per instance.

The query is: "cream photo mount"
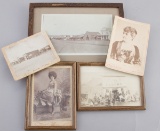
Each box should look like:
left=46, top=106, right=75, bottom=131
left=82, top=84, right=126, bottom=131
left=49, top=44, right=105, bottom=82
left=105, top=16, right=150, bottom=76
left=2, top=32, right=60, bottom=80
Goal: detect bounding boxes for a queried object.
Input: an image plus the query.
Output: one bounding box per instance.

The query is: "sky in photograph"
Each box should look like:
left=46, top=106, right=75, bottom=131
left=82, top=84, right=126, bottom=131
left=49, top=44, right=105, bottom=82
left=80, top=66, right=140, bottom=94
left=41, top=14, right=112, bottom=35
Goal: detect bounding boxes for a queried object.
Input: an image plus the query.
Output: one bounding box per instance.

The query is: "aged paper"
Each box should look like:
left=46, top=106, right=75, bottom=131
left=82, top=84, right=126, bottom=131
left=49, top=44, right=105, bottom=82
left=105, top=16, right=150, bottom=76
left=2, top=32, right=60, bottom=80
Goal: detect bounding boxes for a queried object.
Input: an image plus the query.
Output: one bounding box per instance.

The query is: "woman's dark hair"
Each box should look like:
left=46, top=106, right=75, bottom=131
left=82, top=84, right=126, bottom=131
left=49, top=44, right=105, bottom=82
left=123, top=26, right=137, bottom=35
left=48, top=71, right=57, bottom=79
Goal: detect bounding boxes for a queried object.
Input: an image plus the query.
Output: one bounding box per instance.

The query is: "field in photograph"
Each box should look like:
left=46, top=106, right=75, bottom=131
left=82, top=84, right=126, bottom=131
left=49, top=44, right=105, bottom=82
left=51, top=39, right=110, bottom=54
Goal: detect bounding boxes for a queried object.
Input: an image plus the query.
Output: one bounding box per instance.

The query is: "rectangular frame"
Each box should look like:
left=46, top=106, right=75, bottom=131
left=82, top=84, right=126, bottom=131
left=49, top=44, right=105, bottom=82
left=25, top=62, right=76, bottom=130
left=77, top=62, right=145, bottom=111
left=28, top=3, right=124, bottom=62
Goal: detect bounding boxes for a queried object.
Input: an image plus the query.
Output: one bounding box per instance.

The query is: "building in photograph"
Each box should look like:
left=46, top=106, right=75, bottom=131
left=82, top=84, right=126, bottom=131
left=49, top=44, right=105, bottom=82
left=40, top=45, right=51, bottom=53
left=11, top=60, right=19, bottom=66
left=51, top=35, right=66, bottom=40
left=18, top=57, right=26, bottom=63
left=24, top=50, right=40, bottom=59
left=83, top=32, right=101, bottom=40
left=101, top=27, right=111, bottom=40
left=69, top=35, right=84, bottom=40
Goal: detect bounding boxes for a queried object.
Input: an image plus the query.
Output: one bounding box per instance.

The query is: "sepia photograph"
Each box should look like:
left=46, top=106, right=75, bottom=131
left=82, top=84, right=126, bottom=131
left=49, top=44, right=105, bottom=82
left=77, top=62, right=145, bottom=111
left=105, top=16, right=150, bottom=76
left=41, top=14, right=112, bottom=55
left=25, top=62, right=76, bottom=130
left=2, top=32, right=60, bottom=80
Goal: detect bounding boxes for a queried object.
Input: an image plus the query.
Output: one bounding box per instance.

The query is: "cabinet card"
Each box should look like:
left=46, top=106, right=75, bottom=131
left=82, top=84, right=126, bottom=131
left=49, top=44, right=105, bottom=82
left=2, top=32, right=60, bottom=80
left=105, top=16, right=150, bottom=76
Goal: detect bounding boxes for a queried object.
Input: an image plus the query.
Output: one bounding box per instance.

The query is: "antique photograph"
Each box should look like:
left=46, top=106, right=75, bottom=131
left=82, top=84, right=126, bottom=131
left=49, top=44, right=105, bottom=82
left=25, top=62, right=76, bottom=130
left=41, top=14, right=112, bottom=55
left=106, top=16, right=150, bottom=76
left=77, top=62, right=145, bottom=111
left=2, top=32, right=60, bottom=80
left=110, top=26, right=141, bottom=65
left=29, top=3, right=124, bottom=62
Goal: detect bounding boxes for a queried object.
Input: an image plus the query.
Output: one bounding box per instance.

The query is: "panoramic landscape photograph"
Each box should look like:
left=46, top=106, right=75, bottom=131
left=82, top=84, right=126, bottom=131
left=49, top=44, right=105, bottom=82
left=41, top=14, right=113, bottom=55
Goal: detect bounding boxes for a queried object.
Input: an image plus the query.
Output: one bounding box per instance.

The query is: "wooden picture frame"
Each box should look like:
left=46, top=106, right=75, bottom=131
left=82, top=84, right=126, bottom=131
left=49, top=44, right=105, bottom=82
left=25, top=62, right=76, bottom=130
left=28, top=3, right=124, bottom=62
left=77, top=62, right=145, bottom=111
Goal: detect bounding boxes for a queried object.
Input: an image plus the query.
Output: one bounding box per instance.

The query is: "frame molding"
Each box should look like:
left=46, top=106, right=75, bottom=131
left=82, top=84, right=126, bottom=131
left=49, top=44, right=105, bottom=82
left=25, top=62, right=76, bottom=130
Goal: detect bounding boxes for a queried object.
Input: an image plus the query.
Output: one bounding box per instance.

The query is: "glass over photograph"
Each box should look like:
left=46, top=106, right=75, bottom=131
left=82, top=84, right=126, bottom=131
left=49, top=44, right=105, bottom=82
left=41, top=14, right=112, bottom=55
left=29, top=66, right=73, bottom=127
left=2, top=32, right=60, bottom=80
left=80, top=66, right=141, bottom=107
left=77, top=63, right=145, bottom=110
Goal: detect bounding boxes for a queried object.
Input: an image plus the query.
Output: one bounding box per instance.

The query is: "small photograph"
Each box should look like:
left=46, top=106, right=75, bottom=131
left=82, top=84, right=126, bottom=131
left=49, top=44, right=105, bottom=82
left=2, top=32, right=60, bottom=80
left=41, top=14, right=112, bottom=55
left=106, top=16, right=150, bottom=76
left=77, top=63, right=145, bottom=111
left=25, top=62, right=76, bottom=129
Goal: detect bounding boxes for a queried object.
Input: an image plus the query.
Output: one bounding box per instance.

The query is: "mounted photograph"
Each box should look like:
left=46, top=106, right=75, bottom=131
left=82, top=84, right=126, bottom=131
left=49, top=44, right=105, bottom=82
left=77, top=62, right=145, bottom=111
left=2, top=32, right=60, bottom=80
left=25, top=62, right=76, bottom=130
left=105, top=16, right=150, bottom=76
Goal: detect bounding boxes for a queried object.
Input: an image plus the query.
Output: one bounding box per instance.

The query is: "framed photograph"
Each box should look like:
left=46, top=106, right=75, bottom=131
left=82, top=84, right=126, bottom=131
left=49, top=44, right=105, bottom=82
left=77, top=62, right=145, bottom=111
left=29, top=3, right=124, bottom=62
left=2, top=32, right=60, bottom=80
left=105, top=16, right=150, bottom=76
left=25, top=62, right=76, bottom=130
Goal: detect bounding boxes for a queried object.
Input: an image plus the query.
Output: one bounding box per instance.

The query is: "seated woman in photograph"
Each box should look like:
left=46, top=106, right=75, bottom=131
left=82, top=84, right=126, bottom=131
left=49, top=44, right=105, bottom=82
left=39, top=71, right=62, bottom=106
left=110, top=26, right=141, bottom=65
